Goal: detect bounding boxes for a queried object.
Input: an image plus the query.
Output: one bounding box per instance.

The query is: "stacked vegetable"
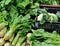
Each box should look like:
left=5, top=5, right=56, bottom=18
left=27, top=29, right=60, bottom=46
left=0, top=11, right=33, bottom=46
left=0, top=0, right=39, bottom=46
left=0, top=0, right=60, bottom=46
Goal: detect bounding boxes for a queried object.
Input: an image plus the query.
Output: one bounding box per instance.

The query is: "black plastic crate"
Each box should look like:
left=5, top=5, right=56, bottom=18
left=35, top=21, right=60, bottom=29
left=35, top=21, right=60, bottom=33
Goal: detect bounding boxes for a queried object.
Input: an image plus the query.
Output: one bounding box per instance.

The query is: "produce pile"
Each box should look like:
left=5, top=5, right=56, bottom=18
left=27, top=29, right=60, bottom=46
left=0, top=0, right=60, bottom=46
left=0, top=0, right=39, bottom=46
left=0, top=10, right=33, bottom=46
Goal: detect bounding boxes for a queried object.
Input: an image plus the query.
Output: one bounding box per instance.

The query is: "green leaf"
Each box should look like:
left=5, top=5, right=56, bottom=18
left=5, top=0, right=11, bottom=5
left=17, top=0, right=32, bottom=9
left=56, top=11, right=60, bottom=18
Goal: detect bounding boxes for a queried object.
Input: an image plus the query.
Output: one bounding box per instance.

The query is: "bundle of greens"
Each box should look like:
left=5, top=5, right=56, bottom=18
left=27, top=29, right=60, bottom=46
left=37, top=9, right=58, bottom=24
left=0, top=0, right=60, bottom=46
left=0, top=10, right=8, bottom=31
left=0, top=10, right=8, bottom=38
left=0, top=0, right=39, bottom=15
left=0, top=0, right=38, bottom=46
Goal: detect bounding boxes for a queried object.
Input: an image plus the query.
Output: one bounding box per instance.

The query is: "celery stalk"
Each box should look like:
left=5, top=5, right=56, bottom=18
left=3, top=15, right=30, bottom=41
left=27, top=33, right=32, bottom=45
left=0, top=38, right=5, bottom=46
left=21, top=42, right=25, bottom=46
left=12, top=31, right=22, bottom=46
left=3, top=16, right=22, bottom=40
left=0, top=27, right=7, bottom=37
left=16, top=37, right=26, bottom=46
left=0, top=22, right=8, bottom=31
left=9, top=33, right=14, bottom=42
left=3, top=30, right=14, bottom=40
left=4, top=42, right=11, bottom=46
left=0, top=11, right=8, bottom=31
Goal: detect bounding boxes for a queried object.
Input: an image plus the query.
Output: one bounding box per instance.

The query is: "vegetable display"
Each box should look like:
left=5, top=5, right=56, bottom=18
left=0, top=0, right=60, bottom=46
left=27, top=29, right=60, bottom=46
left=0, top=0, right=38, bottom=46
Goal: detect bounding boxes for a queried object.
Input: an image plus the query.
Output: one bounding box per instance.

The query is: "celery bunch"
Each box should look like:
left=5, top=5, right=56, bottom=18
left=27, top=29, right=60, bottom=46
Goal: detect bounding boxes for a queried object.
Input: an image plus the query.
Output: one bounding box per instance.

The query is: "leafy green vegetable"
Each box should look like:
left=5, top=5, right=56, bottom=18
left=16, top=36, right=26, bottom=46
left=0, top=0, right=60, bottom=46
left=37, top=9, right=58, bottom=24
left=12, top=31, right=22, bottom=46
left=5, top=0, right=11, bottom=5
left=27, top=29, right=60, bottom=46
left=17, top=0, right=32, bottom=9
left=56, top=11, right=60, bottom=18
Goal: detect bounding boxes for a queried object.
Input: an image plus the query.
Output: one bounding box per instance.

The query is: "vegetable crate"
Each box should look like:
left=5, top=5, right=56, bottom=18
left=40, top=4, right=60, bottom=13
left=35, top=5, right=60, bottom=33
left=35, top=21, right=60, bottom=32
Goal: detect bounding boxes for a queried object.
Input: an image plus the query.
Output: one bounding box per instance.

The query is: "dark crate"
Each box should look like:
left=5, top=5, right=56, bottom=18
left=40, top=4, right=60, bottom=13
left=34, top=5, right=60, bottom=33
left=35, top=21, right=60, bottom=33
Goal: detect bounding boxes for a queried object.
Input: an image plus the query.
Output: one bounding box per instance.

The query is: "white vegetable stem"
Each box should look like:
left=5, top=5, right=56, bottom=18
left=3, top=29, right=14, bottom=40
left=9, top=33, right=14, bottom=42
left=27, top=33, right=32, bottom=45
left=37, top=14, right=43, bottom=21
left=3, top=16, right=21, bottom=40
left=0, top=22, right=7, bottom=31
left=4, top=42, right=11, bottom=46
left=0, top=38, right=5, bottom=46
left=16, top=37, right=26, bottom=46
left=12, top=31, right=21, bottom=46
left=0, top=27, right=7, bottom=37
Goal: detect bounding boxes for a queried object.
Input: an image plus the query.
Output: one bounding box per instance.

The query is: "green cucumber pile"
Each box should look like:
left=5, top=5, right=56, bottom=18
left=0, top=0, right=60, bottom=46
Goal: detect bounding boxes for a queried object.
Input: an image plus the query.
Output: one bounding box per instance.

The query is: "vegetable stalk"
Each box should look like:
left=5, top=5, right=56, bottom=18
left=0, top=22, right=8, bottom=31
left=0, top=27, right=7, bottom=37
left=16, top=37, right=26, bottom=46
left=3, top=16, right=21, bottom=40
left=9, top=33, right=14, bottom=42
left=4, top=42, right=11, bottom=46
left=12, top=31, right=22, bottom=46
left=0, top=38, right=5, bottom=46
